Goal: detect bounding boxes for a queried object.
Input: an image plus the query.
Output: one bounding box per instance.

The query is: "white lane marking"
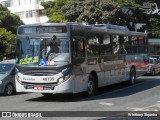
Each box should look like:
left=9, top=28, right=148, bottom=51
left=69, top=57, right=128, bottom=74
left=99, top=102, right=114, bottom=106
left=127, top=107, right=158, bottom=111
left=127, top=103, right=160, bottom=111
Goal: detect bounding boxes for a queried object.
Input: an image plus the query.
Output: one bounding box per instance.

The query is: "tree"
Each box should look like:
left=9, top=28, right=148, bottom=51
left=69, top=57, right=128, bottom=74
left=114, top=0, right=145, bottom=31
left=42, top=0, right=118, bottom=24
left=41, top=0, right=69, bottom=22
left=0, top=4, right=23, bottom=59
left=116, top=0, right=160, bottom=36
left=0, top=4, right=23, bottom=34
left=61, top=0, right=118, bottom=24
left=61, top=0, right=85, bottom=22
left=0, top=28, right=15, bottom=59
left=42, top=0, right=160, bottom=36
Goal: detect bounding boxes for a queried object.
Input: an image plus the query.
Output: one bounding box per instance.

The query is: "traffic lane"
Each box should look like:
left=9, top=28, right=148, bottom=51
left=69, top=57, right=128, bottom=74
left=0, top=77, right=159, bottom=120
left=0, top=79, right=159, bottom=119
left=0, top=77, right=159, bottom=112
left=23, top=77, right=160, bottom=111
left=83, top=76, right=160, bottom=101
left=81, top=76, right=160, bottom=111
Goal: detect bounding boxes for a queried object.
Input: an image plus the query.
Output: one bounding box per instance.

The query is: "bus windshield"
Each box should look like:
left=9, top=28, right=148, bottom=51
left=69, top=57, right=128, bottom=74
left=16, top=37, right=70, bottom=67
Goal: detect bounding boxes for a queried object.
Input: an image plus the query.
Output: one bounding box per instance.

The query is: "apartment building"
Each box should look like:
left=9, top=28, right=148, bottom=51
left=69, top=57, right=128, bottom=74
left=0, top=0, right=54, bottom=24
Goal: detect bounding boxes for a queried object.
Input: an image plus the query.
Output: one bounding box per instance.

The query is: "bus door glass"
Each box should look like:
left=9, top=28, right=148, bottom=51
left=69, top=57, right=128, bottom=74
left=111, top=35, right=125, bottom=82
left=99, top=34, right=112, bottom=85
left=72, top=37, right=86, bottom=92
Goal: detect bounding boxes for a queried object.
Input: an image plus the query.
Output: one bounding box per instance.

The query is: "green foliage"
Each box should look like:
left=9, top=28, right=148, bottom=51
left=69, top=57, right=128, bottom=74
left=0, top=28, right=15, bottom=58
left=0, top=4, right=8, bottom=11
left=0, top=4, right=23, bottom=59
left=114, top=0, right=142, bottom=31
left=0, top=4, right=23, bottom=34
left=149, top=18, right=160, bottom=35
left=116, top=0, right=160, bottom=36
left=42, top=0, right=160, bottom=36
left=61, top=0, right=118, bottom=24
left=49, top=11, right=65, bottom=22
left=116, top=0, right=140, bottom=8
left=61, top=0, right=85, bottom=22
left=41, top=0, right=69, bottom=22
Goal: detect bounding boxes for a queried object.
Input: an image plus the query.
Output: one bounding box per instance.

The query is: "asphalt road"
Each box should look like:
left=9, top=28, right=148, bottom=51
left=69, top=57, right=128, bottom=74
left=0, top=75, right=160, bottom=120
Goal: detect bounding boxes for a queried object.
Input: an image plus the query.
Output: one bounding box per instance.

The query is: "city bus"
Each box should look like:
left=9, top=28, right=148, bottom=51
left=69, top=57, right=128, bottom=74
left=15, top=23, right=148, bottom=96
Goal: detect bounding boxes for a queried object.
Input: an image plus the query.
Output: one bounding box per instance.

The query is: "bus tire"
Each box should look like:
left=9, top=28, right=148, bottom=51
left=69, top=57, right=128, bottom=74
left=4, top=83, right=14, bottom=96
left=129, top=68, right=136, bottom=85
left=86, top=75, right=96, bottom=96
left=41, top=93, right=53, bottom=97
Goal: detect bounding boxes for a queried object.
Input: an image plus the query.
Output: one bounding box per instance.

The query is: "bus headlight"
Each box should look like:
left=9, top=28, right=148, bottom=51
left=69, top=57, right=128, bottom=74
left=58, top=77, right=64, bottom=84
left=16, top=75, right=22, bottom=84
left=0, top=81, right=2, bottom=85
left=58, top=68, right=71, bottom=84
left=58, top=74, right=70, bottom=84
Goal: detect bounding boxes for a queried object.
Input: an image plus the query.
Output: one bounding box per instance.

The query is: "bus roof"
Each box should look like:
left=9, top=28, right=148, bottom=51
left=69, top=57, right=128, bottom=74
left=18, top=23, right=147, bottom=37
left=19, top=22, right=80, bottom=27
left=93, top=24, right=129, bottom=31
left=90, top=25, right=147, bottom=37
left=72, top=24, right=147, bottom=37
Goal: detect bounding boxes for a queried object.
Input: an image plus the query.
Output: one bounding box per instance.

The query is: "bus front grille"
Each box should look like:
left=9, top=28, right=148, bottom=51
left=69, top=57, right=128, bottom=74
left=24, top=72, right=56, bottom=76
left=22, top=82, right=57, bottom=90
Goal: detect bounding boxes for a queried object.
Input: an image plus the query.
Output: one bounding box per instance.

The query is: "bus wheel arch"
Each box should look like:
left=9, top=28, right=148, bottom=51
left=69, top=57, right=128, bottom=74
left=86, top=71, right=98, bottom=96
left=129, top=66, right=136, bottom=85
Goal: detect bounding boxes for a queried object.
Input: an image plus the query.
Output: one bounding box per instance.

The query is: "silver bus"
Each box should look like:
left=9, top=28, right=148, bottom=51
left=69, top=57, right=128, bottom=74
left=15, top=23, right=148, bottom=96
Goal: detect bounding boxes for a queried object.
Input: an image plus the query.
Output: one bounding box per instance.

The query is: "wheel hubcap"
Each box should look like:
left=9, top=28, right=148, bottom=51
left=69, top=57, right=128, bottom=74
left=6, top=85, right=13, bottom=95
left=131, top=70, right=135, bottom=84
left=88, top=80, right=94, bottom=95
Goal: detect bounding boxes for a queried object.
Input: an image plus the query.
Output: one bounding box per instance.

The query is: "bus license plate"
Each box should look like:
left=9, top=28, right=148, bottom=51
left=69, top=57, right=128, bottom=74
left=34, top=86, right=44, bottom=90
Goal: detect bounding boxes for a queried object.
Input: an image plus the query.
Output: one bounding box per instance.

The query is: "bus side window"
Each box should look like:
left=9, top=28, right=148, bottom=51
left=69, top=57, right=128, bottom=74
left=131, top=36, right=138, bottom=54
left=111, top=35, right=120, bottom=54
left=138, top=37, right=145, bottom=53
left=123, top=36, right=130, bottom=53
left=87, top=34, right=100, bottom=56
left=119, top=36, right=128, bottom=54
left=145, top=38, right=148, bottom=53
left=100, top=34, right=111, bottom=55
left=73, top=38, right=85, bottom=57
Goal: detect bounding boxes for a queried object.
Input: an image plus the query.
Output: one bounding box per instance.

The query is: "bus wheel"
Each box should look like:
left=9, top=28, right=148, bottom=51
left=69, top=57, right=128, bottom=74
left=4, top=84, right=14, bottom=96
left=129, top=68, right=136, bottom=85
left=86, top=75, right=96, bottom=96
left=41, top=93, right=53, bottom=97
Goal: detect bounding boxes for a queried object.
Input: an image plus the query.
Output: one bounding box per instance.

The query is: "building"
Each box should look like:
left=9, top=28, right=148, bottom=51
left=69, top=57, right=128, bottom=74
left=0, top=0, right=54, bottom=24
left=149, top=38, right=160, bottom=55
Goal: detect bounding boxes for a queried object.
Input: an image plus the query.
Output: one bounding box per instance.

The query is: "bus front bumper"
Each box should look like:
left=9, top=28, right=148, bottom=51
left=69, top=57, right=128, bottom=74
left=16, top=77, right=75, bottom=94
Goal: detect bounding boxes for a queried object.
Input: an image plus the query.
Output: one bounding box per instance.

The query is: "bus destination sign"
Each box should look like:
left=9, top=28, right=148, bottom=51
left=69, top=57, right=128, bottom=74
left=18, top=26, right=67, bottom=34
